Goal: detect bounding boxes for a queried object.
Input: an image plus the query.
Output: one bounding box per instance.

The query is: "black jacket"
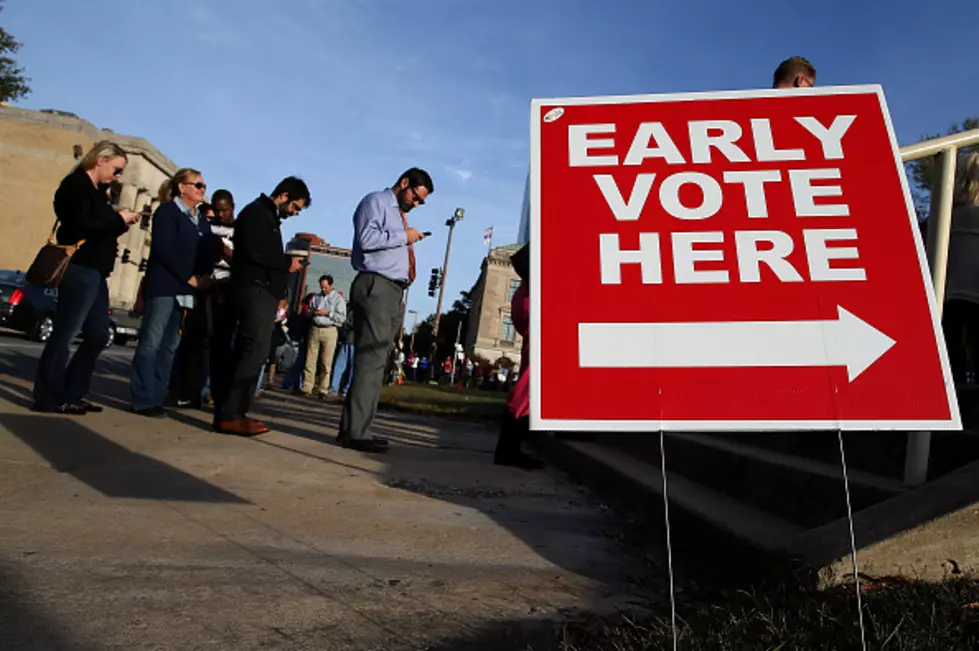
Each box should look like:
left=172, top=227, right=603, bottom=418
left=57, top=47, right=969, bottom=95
left=53, top=167, right=128, bottom=277
left=230, top=194, right=291, bottom=299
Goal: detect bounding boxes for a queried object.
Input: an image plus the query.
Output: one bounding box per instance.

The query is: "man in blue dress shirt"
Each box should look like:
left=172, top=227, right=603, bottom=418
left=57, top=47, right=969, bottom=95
left=338, top=168, right=432, bottom=453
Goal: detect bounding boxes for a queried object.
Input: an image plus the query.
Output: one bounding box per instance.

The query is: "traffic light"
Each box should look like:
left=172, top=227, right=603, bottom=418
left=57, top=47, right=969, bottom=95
left=121, top=248, right=131, bottom=264
left=428, top=268, right=440, bottom=298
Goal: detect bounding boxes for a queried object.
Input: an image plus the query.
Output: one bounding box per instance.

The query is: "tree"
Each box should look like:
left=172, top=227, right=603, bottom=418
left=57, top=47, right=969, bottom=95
left=0, top=2, right=31, bottom=104
left=408, top=288, right=473, bottom=362
left=906, top=117, right=979, bottom=221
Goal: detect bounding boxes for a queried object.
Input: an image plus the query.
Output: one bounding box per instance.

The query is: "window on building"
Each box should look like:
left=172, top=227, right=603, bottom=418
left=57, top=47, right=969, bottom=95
left=506, top=278, right=520, bottom=302
left=500, top=315, right=516, bottom=343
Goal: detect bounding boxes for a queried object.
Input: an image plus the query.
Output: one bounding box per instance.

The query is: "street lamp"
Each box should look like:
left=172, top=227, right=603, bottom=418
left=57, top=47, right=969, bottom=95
left=432, top=208, right=464, bottom=348
left=407, top=309, right=419, bottom=353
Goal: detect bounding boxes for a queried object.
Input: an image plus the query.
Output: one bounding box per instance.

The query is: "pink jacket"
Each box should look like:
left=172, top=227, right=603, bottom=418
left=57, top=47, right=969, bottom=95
left=506, top=281, right=530, bottom=419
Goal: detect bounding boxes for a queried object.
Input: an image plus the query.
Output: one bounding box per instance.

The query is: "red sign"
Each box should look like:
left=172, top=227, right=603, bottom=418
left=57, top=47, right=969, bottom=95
left=530, top=86, right=959, bottom=431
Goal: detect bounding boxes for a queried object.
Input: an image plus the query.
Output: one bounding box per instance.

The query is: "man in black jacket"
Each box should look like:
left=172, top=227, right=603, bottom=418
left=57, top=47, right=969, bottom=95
left=213, top=177, right=310, bottom=436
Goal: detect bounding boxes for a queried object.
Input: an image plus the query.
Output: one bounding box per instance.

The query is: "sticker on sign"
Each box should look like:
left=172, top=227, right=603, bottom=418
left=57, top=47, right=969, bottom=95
left=530, top=85, right=959, bottom=432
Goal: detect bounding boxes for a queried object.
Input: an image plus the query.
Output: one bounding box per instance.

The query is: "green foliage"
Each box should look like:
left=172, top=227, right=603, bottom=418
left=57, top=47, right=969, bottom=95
left=907, top=117, right=979, bottom=220
left=0, top=4, right=31, bottom=104
left=409, top=288, right=473, bottom=361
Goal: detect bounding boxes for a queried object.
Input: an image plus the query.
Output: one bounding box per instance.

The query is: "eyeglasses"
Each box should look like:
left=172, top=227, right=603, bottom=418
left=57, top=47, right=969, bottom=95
left=113, top=167, right=125, bottom=177
left=408, top=186, right=426, bottom=206
left=184, top=181, right=207, bottom=191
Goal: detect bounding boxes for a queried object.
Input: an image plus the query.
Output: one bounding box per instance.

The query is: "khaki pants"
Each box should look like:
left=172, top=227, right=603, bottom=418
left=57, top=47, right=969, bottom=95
left=303, top=325, right=338, bottom=395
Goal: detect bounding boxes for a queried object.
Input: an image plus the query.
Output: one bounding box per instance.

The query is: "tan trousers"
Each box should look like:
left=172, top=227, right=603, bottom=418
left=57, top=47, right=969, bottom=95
left=303, top=325, right=338, bottom=395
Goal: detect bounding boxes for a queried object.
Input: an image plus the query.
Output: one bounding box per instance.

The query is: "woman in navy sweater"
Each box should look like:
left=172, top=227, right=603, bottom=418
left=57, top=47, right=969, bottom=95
left=130, top=168, right=217, bottom=417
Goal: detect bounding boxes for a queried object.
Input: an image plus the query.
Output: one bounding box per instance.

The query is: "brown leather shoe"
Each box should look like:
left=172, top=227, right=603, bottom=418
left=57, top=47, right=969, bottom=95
left=216, top=419, right=264, bottom=437
left=246, top=419, right=271, bottom=434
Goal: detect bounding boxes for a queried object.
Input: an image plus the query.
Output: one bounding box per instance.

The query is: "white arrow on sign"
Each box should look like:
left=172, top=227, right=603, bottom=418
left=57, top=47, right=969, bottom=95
left=578, top=306, right=896, bottom=382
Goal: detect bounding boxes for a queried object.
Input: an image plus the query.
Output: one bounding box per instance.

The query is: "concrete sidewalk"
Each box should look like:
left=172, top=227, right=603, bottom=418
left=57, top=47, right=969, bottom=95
left=0, top=350, right=644, bottom=650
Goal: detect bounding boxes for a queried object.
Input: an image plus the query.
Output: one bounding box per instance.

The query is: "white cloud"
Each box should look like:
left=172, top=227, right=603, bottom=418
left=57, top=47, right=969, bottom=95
left=454, top=169, right=473, bottom=182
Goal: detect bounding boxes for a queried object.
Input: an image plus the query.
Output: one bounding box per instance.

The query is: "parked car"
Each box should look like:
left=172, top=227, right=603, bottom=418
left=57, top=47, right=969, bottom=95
left=0, top=270, right=129, bottom=346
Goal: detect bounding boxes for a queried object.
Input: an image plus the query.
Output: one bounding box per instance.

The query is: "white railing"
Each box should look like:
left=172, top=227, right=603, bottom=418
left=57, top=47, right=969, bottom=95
left=899, top=129, right=979, bottom=486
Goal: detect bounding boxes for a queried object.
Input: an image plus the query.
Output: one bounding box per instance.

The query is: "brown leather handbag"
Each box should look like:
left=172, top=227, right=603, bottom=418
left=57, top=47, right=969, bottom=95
left=26, top=220, right=84, bottom=288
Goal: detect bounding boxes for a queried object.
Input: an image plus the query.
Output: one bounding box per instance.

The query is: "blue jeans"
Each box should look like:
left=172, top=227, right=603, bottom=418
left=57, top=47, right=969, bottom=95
left=130, top=296, right=183, bottom=411
left=32, top=263, right=110, bottom=409
left=329, top=342, right=354, bottom=393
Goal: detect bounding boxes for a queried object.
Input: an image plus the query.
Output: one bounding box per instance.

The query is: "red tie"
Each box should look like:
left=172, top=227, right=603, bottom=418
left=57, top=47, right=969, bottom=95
left=401, top=210, right=416, bottom=283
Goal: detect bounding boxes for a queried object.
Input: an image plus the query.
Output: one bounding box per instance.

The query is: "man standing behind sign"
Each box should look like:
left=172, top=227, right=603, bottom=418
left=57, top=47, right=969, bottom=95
left=213, top=177, right=309, bottom=436
left=338, top=168, right=432, bottom=453
left=773, top=56, right=816, bottom=88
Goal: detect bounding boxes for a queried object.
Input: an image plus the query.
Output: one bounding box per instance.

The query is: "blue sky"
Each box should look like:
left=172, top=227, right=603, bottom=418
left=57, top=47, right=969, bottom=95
left=4, top=0, right=977, bottom=323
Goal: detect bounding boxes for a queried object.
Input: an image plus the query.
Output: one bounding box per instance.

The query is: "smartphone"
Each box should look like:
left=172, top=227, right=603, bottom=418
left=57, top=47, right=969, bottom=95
left=422, top=231, right=432, bottom=237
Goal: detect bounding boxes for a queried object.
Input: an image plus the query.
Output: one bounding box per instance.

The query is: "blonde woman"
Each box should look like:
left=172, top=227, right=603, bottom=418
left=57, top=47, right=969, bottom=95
left=943, top=151, right=979, bottom=384
left=130, top=168, right=217, bottom=417
left=32, top=141, right=141, bottom=414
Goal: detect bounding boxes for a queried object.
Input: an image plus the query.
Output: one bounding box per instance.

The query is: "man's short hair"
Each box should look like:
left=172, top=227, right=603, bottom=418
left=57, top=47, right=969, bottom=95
left=396, top=168, right=434, bottom=194
left=272, top=176, right=312, bottom=207
left=319, top=274, right=334, bottom=285
left=211, top=189, right=234, bottom=205
left=773, top=56, right=816, bottom=88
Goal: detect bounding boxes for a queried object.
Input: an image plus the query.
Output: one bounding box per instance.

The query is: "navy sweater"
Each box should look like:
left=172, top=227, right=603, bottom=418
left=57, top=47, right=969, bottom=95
left=142, top=201, right=216, bottom=299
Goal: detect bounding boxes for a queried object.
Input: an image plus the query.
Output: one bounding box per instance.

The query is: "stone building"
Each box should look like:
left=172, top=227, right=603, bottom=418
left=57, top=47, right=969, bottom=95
left=464, top=243, right=524, bottom=366
left=0, top=105, right=178, bottom=309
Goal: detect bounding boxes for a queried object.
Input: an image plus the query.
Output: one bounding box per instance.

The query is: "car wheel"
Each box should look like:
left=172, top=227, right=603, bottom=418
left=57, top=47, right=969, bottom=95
left=113, top=334, right=130, bottom=347
left=32, top=315, right=54, bottom=343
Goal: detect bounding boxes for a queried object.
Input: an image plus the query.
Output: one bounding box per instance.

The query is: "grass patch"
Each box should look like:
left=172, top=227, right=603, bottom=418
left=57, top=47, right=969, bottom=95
left=561, top=577, right=979, bottom=650
left=379, top=383, right=506, bottom=421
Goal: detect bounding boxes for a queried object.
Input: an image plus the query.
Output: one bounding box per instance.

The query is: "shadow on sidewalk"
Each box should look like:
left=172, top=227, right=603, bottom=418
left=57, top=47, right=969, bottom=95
left=0, top=562, right=99, bottom=651
left=0, top=410, right=247, bottom=504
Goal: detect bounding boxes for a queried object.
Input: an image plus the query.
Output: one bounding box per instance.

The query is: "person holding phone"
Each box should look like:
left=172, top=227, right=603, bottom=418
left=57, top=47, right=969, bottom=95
left=32, top=141, right=142, bottom=414
left=212, top=176, right=309, bottom=436
left=130, top=168, right=216, bottom=417
left=337, top=168, right=432, bottom=453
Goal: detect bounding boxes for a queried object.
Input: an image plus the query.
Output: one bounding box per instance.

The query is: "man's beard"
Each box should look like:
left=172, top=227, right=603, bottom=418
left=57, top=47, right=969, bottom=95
left=395, top=188, right=413, bottom=213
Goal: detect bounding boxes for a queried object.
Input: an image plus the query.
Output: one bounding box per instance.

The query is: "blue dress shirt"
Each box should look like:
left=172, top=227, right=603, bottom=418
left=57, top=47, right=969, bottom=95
left=351, top=189, right=409, bottom=283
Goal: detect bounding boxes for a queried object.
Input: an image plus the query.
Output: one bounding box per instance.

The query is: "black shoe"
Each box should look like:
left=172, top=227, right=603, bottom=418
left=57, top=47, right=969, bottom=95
left=494, top=452, right=544, bottom=470
left=134, top=406, right=167, bottom=418
left=78, top=400, right=104, bottom=413
left=53, top=403, right=86, bottom=416
left=342, top=438, right=390, bottom=453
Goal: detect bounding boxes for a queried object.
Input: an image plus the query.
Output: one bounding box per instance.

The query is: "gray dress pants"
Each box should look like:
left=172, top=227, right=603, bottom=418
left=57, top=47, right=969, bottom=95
left=339, top=273, right=404, bottom=441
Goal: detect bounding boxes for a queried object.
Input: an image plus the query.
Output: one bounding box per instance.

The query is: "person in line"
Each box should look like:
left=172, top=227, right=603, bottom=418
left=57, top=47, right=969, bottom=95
left=494, top=244, right=542, bottom=469
left=772, top=56, right=815, bottom=89
left=327, top=303, right=355, bottom=397
left=203, top=189, right=236, bottom=406
left=283, top=292, right=316, bottom=392
left=257, top=299, right=289, bottom=396
left=213, top=177, right=308, bottom=436
left=418, top=356, right=429, bottom=383
left=302, top=274, right=346, bottom=398
left=943, top=151, right=979, bottom=384
left=130, top=169, right=216, bottom=417
left=338, top=168, right=432, bottom=453
left=168, top=201, right=217, bottom=408
left=32, top=142, right=142, bottom=414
